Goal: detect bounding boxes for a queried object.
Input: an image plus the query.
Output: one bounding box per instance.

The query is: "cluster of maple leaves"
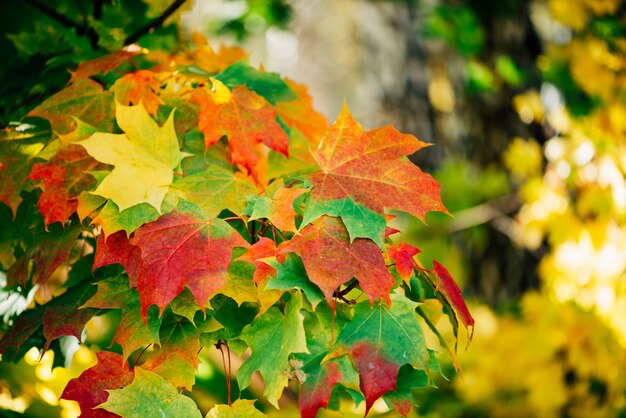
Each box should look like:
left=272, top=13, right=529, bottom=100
left=0, top=38, right=473, bottom=417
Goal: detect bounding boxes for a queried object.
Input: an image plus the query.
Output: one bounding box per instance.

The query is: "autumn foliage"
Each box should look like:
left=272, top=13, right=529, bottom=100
left=0, top=40, right=472, bottom=417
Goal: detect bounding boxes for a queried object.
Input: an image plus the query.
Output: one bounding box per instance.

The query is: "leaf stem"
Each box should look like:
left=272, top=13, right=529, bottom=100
left=124, top=0, right=188, bottom=45
left=216, top=339, right=232, bottom=405
left=133, top=343, right=152, bottom=368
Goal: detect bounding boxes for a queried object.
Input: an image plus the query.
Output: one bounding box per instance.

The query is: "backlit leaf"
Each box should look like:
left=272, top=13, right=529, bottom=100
left=112, top=70, right=164, bottom=116
left=61, top=351, right=134, bottom=418
left=130, top=210, right=248, bottom=318
left=301, top=197, right=386, bottom=248
left=99, top=368, right=202, bottom=418
left=206, top=399, right=267, bottom=418
left=191, top=80, right=289, bottom=173
left=174, top=165, right=258, bottom=217
left=328, top=294, right=429, bottom=414
left=279, top=216, right=394, bottom=306
left=308, top=104, right=448, bottom=221
left=29, top=78, right=115, bottom=134
left=238, top=292, right=308, bottom=407
left=79, top=102, right=182, bottom=212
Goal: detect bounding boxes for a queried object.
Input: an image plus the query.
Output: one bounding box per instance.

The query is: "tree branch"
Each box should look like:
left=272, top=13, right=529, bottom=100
left=93, top=0, right=103, bottom=20
left=124, top=0, right=188, bottom=45
left=24, top=0, right=81, bottom=30
left=24, top=0, right=101, bottom=50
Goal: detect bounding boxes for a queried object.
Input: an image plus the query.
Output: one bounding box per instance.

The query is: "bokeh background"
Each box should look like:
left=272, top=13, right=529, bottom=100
left=1, top=0, right=626, bottom=417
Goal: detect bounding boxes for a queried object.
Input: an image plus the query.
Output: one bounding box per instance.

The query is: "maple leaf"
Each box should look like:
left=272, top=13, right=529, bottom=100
left=388, top=242, right=421, bottom=282
left=98, top=368, right=202, bottom=418
left=238, top=291, right=308, bottom=408
left=29, top=145, right=100, bottom=227
left=111, top=70, right=164, bottom=116
left=145, top=314, right=202, bottom=389
left=69, top=48, right=141, bottom=82
left=93, top=231, right=142, bottom=285
left=382, top=365, right=430, bottom=417
left=7, top=218, right=82, bottom=286
left=129, top=210, right=248, bottom=318
left=0, top=127, right=51, bottom=215
left=207, top=399, right=267, bottom=418
left=276, top=79, right=329, bottom=143
left=245, top=181, right=307, bottom=233
left=173, top=165, right=258, bottom=218
left=78, top=102, right=182, bottom=212
left=190, top=79, right=289, bottom=173
left=327, top=294, right=430, bottom=415
left=267, top=129, right=318, bottom=180
left=78, top=193, right=161, bottom=236
left=237, top=236, right=284, bottom=283
left=279, top=216, right=394, bottom=306
left=431, top=260, right=475, bottom=339
left=82, top=275, right=161, bottom=361
left=301, top=197, right=386, bottom=248
left=264, top=254, right=325, bottom=308
left=42, top=284, right=98, bottom=352
left=297, top=353, right=359, bottom=418
left=61, top=351, right=134, bottom=418
left=0, top=308, right=43, bottom=361
left=308, top=104, right=448, bottom=221
left=29, top=78, right=115, bottom=134
left=215, top=61, right=296, bottom=104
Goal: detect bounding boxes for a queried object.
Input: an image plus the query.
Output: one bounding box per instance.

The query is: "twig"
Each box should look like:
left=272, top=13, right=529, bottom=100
left=24, top=0, right=79, bottom=30
left=24, top=0, right=101, bottom=50
left=124, top=0, right=188, bottom=45
left=93, top=0, right=103, bottom=20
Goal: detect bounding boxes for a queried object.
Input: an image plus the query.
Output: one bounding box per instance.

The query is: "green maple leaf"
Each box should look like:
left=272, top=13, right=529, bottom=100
left=82, top=275, right=161, bottom=361
left=207, top=399, right=267, bottom=417
left=264, top=254, right=324, bottom=308
left=215, top=62, right=296, bottom=104
left=173, top=165, right=257, bottom=218
left=79, top=102, right=182, bottom=212
left=301, top=197, right=386, bottom=248
left=237, top=291, right=308, bottom=407
left=99, top=368, right=202, bottom=418
left=28, top=78, right=115, bottom=135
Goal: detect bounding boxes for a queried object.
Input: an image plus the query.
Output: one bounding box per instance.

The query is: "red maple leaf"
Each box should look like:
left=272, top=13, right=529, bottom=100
left=238, top=236, right=284, bottom=283
left=61, top=351, right=134, bottom=418
left=432, top=260, right=474, bottom=338
left=130, top=210, right=249, bottom=318
left=191, top=83, right=289, bottom=173
left=93, top=231, right=142, bottom=286
left=69, top=48, right=141, bottom=82
left=388, top=242, right=421, bottom=281
left=279, top=216, right=394, bottom=306
left=308, top=104, right=448, bottom=220
left=29, top=145, right=99, bottom=227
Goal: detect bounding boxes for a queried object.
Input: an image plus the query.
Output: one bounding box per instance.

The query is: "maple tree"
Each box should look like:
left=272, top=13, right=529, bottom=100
left=0, top=37, right=473, bottom=417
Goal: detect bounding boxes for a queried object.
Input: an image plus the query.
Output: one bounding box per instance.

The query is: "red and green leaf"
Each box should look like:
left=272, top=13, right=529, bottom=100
left=130, top=210, right=249, bottom=318
left=279, top=216, right=394, bottom=306
left=327, top=294, right=429, bottom=414
left=308, top=104, right=448, bottom=221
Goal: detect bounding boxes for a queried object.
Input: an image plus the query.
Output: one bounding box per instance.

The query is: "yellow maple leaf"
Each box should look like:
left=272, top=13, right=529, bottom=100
left=79, top=102, right=181, bottom=212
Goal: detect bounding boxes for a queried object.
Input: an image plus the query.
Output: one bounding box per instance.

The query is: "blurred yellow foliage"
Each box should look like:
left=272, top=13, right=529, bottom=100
left=508, top=0, right=626, bottom=344
left=503, top=137, right=543, bottom=180
left=453, top=294, right=626, bottom=418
